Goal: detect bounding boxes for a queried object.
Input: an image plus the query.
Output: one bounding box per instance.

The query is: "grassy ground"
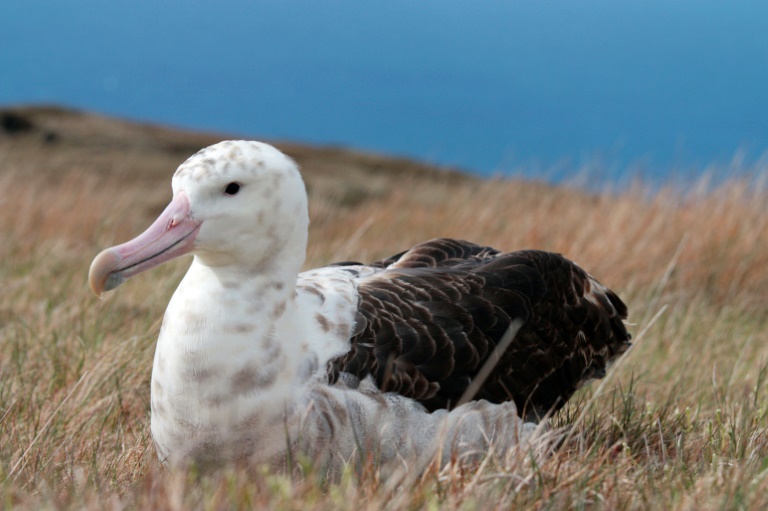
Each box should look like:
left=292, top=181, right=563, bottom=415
left=2, top=107, right=768, bottom=509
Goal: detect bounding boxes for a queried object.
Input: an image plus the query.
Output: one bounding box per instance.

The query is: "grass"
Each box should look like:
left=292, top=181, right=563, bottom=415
left=3, top=118, right=768, bottom=508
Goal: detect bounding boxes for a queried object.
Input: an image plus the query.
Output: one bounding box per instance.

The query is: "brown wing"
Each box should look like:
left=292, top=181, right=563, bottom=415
left=366, top=237, right=501, bottom=269
left=327, top=238, right=631, bottom=421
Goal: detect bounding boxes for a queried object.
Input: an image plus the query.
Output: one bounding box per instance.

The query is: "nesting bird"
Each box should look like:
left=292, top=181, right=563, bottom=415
left=89, top=141, right=631, bottom=471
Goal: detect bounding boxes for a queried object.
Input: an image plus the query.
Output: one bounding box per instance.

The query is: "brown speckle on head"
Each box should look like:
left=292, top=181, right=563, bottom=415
left=197, top=165, right=212, bottom=182
left=175, top=148, right=207, bottom=177
left=178, top=164, right=208, bottom=182
left=315, top=313, right=332, bottom=333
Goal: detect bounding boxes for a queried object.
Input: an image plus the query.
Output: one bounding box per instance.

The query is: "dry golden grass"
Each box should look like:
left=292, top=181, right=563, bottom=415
left=3, top=110, right=768, bottom=509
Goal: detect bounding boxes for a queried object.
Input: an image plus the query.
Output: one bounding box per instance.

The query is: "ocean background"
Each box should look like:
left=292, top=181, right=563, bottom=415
left=2, top=0, right=767, bottom=184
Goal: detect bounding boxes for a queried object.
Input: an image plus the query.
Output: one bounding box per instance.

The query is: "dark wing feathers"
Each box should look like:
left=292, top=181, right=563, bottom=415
left=327, top=238, right=631, bottom=421
left=367, top=237, right=501, bottom=269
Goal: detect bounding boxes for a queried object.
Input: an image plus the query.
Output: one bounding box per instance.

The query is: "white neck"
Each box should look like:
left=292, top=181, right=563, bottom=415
left=150, top=246, right=309, bottom=466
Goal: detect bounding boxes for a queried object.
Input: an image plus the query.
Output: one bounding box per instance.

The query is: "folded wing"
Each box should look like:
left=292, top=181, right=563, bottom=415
left=327, top=238, right=631, bottom=421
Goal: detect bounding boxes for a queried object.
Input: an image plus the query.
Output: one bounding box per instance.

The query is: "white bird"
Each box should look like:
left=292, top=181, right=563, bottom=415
left=89, top=140, right=631, bottom=472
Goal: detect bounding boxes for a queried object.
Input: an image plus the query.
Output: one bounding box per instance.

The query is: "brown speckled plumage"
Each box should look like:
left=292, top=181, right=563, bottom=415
left=328, top=238, right=631, bottom=421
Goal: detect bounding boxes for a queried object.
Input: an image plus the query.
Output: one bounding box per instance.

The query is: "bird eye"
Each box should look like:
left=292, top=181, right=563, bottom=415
left=224, top=182, right=241, bottom=196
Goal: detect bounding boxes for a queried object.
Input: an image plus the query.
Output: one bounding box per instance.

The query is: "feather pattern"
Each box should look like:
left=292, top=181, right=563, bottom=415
left=328, top=238, right=631, bottom=421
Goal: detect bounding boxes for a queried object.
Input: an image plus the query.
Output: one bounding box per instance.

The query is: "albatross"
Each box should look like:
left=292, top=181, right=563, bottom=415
left=89, top=140, right=631, bottom=471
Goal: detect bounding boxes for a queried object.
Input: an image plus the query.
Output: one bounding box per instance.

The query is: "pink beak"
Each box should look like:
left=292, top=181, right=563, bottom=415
left=89, top=191, right=201, bottom=296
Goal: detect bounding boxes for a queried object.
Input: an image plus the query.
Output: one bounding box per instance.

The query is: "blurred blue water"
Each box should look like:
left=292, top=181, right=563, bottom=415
left=2, top=0, right=767, bottom=183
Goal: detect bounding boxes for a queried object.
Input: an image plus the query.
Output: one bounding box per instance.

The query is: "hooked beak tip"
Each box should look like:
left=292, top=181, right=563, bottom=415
left=88, top=248, right=121, bottom=297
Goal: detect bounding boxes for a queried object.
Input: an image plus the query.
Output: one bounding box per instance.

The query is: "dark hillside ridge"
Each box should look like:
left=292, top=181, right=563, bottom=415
left=0, top=105, right=471, bottom=186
